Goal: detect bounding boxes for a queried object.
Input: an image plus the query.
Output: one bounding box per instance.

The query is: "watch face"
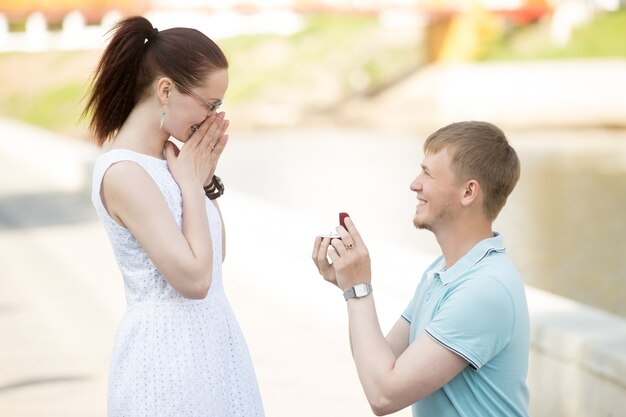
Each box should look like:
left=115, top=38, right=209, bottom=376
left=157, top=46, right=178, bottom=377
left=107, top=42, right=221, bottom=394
left=343, top=284, right=372, bottom=300
left=354, top=284, right=368, bottom=297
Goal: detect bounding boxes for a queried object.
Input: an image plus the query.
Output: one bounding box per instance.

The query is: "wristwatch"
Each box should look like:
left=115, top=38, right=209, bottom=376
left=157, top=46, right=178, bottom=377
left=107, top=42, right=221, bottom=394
left=343, top=283, right=373, bottom=301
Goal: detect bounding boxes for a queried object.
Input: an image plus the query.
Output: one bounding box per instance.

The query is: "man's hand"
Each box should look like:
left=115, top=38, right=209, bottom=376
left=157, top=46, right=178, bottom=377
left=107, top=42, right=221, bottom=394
left=312, top=236, right=338, bottom=287
left=328, top=216, right=371, bottom=290
left=312, top=216, right=371, bottom=291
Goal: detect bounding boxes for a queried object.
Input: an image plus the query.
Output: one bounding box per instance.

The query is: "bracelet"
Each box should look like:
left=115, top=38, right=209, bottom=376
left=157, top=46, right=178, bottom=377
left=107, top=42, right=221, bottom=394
left=203, top=175, right=224, bottom=200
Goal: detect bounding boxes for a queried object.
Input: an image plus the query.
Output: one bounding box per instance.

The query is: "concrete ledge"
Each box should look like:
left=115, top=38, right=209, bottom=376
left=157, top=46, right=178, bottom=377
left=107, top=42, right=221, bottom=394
left=0, top=117, right=98, bottom=193
left=342, top=59, right=626, bottom=131
left=527, top=286, right=626, bottom=417
left=430, top=60, right=626, bottom=129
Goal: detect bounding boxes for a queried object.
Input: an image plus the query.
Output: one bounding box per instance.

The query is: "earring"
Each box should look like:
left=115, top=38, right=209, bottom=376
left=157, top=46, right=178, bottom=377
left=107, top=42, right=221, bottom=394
left=159, top=109, right=166, bottom=130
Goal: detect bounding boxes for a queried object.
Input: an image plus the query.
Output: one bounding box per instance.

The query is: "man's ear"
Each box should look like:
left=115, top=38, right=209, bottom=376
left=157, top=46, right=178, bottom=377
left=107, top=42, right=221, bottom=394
left=461, top=179, right=481, bottom=208
left=156, top=77, right=173, bottom=105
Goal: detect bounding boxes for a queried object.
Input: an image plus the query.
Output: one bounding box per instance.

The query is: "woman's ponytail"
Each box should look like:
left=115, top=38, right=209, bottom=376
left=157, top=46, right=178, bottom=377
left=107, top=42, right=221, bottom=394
left=83, top=16, right=157, bottom=145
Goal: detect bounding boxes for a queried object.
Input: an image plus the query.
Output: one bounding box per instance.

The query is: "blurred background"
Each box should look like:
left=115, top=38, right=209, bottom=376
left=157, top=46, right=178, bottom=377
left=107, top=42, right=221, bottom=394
left=0, top=0, right=625, bottom=416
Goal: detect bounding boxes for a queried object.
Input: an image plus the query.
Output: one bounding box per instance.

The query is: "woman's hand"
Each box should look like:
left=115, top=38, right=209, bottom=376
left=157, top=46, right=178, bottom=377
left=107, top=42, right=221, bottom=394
left=165, top=112, right=229, bottom=190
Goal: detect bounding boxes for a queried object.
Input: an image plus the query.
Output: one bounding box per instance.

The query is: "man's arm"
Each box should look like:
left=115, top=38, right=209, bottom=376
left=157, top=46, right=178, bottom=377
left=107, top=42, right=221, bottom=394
left=385, top=318, right=410, bottom=359
left=320, top=217, right=468, bottom=415
left=347, top=296, right=468, bottom=416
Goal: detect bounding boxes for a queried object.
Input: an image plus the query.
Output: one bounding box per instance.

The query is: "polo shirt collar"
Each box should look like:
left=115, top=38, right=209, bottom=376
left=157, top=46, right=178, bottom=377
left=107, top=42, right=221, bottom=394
left=434, top=232, right=506, bottom=285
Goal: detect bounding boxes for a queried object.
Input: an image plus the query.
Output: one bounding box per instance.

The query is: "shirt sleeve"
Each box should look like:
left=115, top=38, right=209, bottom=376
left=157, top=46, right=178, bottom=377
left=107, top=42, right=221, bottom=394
left=425, top=277, right=516, bottom=370
left=401, top=297, right=415, bottom=324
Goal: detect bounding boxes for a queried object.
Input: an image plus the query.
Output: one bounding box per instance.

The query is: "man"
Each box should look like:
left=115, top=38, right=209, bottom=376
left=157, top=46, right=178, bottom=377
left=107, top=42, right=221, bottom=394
left=312, top=121, right=530, bottom=417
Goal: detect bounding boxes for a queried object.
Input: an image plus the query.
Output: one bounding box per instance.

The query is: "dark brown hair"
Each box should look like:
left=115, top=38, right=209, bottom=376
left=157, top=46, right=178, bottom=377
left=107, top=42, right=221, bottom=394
left=424, top=121, right=520, bottom=221
left=83, top=16, right=228, bottom=146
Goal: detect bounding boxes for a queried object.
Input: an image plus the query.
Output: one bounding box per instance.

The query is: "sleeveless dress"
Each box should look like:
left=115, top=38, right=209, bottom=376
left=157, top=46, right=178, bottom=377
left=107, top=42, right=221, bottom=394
left=91, top=149, right=264, bottom=417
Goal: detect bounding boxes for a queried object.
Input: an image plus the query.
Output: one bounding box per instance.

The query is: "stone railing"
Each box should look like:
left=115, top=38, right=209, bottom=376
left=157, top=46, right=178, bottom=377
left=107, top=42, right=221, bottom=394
left=0, top=10, right=122, bottom=52
left=0, top=8, right=305, bottom=52
left=527, top=286, right=626, bottom=417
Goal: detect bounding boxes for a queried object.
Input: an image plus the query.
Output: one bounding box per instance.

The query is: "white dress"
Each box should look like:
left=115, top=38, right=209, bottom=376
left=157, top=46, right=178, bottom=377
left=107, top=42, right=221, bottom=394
left=91, top=149, right=264, bottom=417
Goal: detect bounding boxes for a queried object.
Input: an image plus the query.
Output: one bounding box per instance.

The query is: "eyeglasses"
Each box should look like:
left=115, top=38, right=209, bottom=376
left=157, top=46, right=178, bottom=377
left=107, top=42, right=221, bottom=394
left=174, top=82, right=223, bottom=113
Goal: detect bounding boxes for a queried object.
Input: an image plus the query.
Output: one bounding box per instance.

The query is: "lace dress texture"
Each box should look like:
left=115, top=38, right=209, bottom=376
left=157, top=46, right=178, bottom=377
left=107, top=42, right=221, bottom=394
left=91, top=149, right=264, bottom=417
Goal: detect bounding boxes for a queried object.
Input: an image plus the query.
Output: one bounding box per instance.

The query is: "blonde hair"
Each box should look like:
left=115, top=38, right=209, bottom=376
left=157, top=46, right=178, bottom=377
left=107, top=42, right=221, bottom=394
left=424, top=121, right=520, bottom=220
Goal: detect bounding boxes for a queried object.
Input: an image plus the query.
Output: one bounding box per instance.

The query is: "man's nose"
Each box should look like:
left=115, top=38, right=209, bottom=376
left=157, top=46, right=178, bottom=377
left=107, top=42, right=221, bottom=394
left=410, top=175, right=422, bottom=192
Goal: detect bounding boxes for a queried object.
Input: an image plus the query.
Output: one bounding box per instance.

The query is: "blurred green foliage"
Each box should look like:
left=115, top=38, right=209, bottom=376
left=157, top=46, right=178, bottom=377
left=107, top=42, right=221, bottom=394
left=219, top=14, right=420, bottom=104
left=3, top=9, right=624, bottom=136
left=481, top=10, right=626, bottom=60
left=0, top=14, right=421, bottom=136
left=6, top=83, right=89, bottom=132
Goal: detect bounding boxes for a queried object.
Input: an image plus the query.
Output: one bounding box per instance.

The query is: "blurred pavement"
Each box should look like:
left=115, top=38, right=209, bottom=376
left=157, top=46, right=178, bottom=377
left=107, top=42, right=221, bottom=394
left=0, top=117, right=418, bottom=417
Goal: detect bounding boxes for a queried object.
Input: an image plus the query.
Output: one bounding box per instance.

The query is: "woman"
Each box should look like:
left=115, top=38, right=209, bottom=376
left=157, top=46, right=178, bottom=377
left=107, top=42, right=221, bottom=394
left=84, top=16, right=264, bottom=417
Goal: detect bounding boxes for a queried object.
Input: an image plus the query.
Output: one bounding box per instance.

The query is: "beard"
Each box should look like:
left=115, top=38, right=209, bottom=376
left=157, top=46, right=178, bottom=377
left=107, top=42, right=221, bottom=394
left=413, top=202, right=453, bottom=232
left=413, top=215, right=432, bottom=231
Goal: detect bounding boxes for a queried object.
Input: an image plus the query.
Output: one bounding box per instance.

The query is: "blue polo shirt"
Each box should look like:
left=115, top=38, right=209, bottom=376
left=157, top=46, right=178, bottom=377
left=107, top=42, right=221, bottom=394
left=402, top=233, right=530, bottom=417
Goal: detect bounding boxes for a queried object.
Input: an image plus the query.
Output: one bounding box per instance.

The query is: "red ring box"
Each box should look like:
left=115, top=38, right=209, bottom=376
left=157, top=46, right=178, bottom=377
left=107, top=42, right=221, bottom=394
left=321, top=212, right=350, bottom=240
